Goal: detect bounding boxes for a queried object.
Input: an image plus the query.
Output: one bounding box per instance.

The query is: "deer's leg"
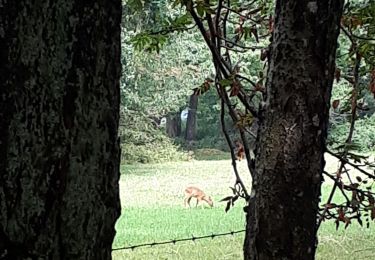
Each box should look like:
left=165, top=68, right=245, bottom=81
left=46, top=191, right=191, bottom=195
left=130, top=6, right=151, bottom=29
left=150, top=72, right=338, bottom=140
left=187, top=197, right=193, bottom=208
left=184, top=196, right=189, bottom=208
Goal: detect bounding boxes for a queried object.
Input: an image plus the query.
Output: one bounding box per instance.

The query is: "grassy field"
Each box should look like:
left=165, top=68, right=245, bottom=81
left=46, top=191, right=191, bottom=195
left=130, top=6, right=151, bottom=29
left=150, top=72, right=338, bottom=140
left=112, top=155, right=375, bottom=260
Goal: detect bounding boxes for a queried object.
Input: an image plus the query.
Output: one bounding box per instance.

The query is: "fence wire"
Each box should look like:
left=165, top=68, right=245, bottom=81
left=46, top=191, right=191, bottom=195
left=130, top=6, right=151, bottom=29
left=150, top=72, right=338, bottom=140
left=112, top=229, right=246, bottom=251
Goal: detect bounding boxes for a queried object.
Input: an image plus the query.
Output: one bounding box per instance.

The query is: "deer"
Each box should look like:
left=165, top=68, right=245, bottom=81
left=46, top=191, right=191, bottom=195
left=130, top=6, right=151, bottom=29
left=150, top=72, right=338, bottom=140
left=184, top=186, right=213, bottom=208
left=234, top=140, right=245, bottom=161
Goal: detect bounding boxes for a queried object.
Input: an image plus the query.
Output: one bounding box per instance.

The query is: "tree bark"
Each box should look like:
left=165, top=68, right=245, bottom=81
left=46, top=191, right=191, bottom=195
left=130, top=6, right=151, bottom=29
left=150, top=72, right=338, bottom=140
left=185, top=95, right=198, bottom=143
left=244, top=1, right=344, bottom=259
left=0, top=1, right=121, bottom=259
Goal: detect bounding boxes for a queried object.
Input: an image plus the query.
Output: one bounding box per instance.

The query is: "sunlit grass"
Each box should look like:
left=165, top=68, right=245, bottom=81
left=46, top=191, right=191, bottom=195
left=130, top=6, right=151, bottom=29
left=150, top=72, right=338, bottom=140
left=193, top=148, right=231, bottom=161
left=113, top=155, right=375, bottom=260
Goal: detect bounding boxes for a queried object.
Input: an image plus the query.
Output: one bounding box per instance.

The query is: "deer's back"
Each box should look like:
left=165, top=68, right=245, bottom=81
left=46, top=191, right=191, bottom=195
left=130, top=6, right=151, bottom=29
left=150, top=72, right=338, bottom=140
left=185, top=186, right=205, bottom=198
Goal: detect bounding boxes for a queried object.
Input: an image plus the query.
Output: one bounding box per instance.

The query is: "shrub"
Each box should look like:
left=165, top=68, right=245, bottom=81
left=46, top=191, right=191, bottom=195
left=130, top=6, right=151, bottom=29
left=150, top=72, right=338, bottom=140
left=328, top=115, right=375, bottom=153
left=120, top=113, right=187, bottom=163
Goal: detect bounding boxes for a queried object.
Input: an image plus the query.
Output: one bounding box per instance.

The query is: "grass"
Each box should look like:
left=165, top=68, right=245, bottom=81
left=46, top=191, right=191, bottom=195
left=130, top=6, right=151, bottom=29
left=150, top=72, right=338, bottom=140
left=193, top=148, right=231, bottom=161
left=112, top=155, right=375, bottom=260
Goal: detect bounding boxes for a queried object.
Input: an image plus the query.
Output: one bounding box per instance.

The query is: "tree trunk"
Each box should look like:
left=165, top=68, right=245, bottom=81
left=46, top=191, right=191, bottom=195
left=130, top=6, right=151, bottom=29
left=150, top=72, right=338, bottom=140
left=244, top=1, right=344, bottom=259
left=176, top=109, right=182, bottom=137
left=185, top=95, right=198, bottom=143
left=0, top=1, right=121, bottom=259
left=166, top=112, right=181, bottom=138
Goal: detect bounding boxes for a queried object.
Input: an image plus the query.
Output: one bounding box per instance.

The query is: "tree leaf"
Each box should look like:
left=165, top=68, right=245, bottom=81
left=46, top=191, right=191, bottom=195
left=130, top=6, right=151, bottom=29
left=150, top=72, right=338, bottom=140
left=332, top=99, right=340, bottom=109
left=225, top=201, right=231, bottom=212
left=220, top=196, right=233, bottom=202
left=251, top=28, right=259, bottom=42
left=357, top=216, right=363, bottom=226
left=334, top=67, right=341, bottom=82
left=197, top=5, right=205, bottom=17
left=369, top=69, right=375, bottom=98
left=219, top=78, right=233, bottom=87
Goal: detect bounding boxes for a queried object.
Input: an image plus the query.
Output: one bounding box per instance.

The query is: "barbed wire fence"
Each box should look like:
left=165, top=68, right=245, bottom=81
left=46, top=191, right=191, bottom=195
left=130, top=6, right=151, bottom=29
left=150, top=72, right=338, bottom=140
left=112, top=229, right=246, bottom=251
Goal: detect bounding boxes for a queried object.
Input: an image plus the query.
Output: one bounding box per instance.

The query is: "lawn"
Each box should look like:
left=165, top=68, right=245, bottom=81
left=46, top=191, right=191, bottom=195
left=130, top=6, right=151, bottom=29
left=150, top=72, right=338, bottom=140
left=112, top=155, right=375, bottom=260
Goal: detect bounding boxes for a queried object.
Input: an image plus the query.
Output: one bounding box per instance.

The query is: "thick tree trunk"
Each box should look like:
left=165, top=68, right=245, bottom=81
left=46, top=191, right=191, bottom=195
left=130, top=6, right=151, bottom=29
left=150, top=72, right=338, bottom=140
left=185, top=95, right=198, bottom=142
left=0, top=1, right=121, bottom=259
left=244, top=1, right=344, bottom=259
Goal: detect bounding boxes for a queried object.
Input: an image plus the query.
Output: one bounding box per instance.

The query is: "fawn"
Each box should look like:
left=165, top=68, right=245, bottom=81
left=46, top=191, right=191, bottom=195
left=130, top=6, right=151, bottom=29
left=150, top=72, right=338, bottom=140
left=184, top=186, right=213, bottom=208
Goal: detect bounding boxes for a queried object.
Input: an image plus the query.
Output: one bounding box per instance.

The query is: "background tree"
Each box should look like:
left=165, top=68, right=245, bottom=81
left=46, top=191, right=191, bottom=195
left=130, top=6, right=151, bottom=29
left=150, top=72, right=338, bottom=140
left=121, top=1, right=227, bottom=162
left=0, top=1, right=121, bottom=258
left=185, top=94, right=199, bottom=144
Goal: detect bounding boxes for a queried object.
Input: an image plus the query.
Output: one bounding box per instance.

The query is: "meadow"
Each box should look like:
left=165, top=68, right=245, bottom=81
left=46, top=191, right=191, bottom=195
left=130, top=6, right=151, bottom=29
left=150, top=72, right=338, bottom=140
left=112, top=155, right=375, bottom=260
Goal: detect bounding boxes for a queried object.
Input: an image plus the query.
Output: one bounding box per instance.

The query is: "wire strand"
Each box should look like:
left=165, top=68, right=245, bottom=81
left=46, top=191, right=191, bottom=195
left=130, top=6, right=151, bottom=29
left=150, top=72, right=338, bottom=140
left=112, top=229, right=246, bottom=251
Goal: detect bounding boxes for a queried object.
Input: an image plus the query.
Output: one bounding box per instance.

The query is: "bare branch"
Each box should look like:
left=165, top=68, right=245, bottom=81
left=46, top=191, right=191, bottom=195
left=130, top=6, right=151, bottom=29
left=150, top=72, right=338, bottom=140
left=148, top=24, right=197, bottom=36
left=236, top=75, right=257, bottom=87
left=318, top=52, right=363, bottom=228
left=218, top=36, right=265, bottom=50
left=326, top=150, right=375, bottom=179
left=218, top=86, right=250, bottom=199
left=341, top=24, right=375, bottom=41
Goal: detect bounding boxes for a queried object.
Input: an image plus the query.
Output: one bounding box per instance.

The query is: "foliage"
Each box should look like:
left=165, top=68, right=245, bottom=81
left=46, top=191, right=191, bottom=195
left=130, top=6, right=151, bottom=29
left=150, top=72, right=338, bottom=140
left=121, top=29, right=198, bottom=118
left=317, top=0, right=375, bottom=230
left=122, top=140, right=187, bottom=164
left=122, top=0, right=215, bottom=163
left=328, top=79, right=375, bottom=152
left=120, top=108, right=187, bottom=163
left=328, top=115, right=375, bottom=152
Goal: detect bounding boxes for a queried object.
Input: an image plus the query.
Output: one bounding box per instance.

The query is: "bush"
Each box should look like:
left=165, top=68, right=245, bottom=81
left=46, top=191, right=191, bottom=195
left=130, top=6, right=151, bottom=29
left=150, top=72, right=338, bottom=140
left=120, top=114, right=188, bottom=163
left=328, top=115, right=375, bottom=153
left=121, top=139, right=187, bottom=164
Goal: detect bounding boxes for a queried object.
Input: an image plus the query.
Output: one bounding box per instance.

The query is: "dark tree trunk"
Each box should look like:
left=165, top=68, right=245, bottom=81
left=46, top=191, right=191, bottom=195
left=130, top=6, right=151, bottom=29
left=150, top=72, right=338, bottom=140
left=176, top=109, right=182, bottom=137
left=185, top=95, right=198, bottom=143
left=244, top=1, right=344, bottom=259
left=0, top=1, right=121, bottom=259
left=166, top=112, right=181, bottom=138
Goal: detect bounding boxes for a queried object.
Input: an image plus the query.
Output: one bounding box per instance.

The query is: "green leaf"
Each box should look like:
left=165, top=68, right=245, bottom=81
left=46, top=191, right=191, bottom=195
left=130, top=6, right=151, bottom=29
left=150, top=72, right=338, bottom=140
left=219, top=78, right=233, bottom=87
left=197, top=5, right=205, bottom=17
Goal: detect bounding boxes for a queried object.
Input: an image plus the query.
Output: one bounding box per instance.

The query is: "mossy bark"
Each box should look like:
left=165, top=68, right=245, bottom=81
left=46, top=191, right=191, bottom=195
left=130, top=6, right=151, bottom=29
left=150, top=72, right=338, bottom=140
left=244, top=1, right=344, bottom=259
left=0, top=1, right=121, bottom=259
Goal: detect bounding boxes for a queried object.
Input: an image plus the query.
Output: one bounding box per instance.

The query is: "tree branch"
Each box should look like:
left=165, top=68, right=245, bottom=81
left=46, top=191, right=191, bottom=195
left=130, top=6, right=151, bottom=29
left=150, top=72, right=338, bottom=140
left=219, top=87, right=250, bottom=199
left=318, top=52, right=363, bottom=228
left=326, top=150, right=375, bottom=179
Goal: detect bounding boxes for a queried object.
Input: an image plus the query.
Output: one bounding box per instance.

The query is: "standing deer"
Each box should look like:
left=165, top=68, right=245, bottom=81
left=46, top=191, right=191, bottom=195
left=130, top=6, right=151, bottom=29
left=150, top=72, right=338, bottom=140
left=184, top=186, right=213, bottom=208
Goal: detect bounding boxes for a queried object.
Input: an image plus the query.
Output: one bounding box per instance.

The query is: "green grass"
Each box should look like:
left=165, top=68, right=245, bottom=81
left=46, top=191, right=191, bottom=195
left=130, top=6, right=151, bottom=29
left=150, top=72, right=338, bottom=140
left=193, top=148, right=231, bottom=161
left=112, top=155, right=375, bottom=260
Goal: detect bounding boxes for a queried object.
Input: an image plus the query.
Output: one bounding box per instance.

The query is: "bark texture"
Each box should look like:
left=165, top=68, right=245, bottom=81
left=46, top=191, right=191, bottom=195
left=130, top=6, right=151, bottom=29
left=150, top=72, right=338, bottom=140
left=0, top=1, right=121, bottom=259
left=244, top=1, right=344, bottom=259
